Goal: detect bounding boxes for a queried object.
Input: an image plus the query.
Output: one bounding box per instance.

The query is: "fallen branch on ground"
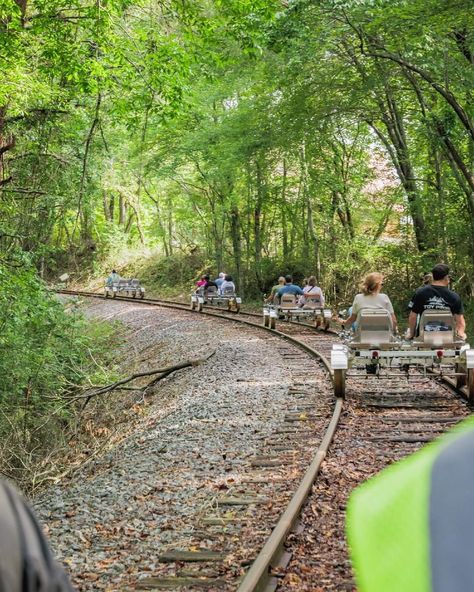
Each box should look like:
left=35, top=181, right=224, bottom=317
left=73, top=351, right=216, bottom=409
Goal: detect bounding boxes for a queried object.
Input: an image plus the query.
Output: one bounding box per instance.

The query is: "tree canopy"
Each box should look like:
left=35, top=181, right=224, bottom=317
left=0, top=0, right=472, bottom=294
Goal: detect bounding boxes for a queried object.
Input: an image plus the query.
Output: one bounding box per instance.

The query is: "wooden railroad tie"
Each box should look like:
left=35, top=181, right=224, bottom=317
left=157, top=550, right=226, bottom=563
left=136, top=576, right=227, bottom=589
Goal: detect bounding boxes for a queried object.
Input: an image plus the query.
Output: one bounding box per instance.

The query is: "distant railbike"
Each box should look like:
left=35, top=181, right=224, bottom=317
left=263, top=293, right=332, bottom=330
left=191, top=285, right=242, bottom=313
left=331, top=309, right=474, bottom=399
left=104, top=279, right=145, bottom=299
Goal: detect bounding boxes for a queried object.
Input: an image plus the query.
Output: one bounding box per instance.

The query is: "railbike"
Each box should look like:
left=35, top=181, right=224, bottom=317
left=104, top=278, right=145, bottom=299
left=190, top=285, right=242, bottom=313
left=330, top=309, right=474, bottom=399
left=263, top=293, right=332, bottom=330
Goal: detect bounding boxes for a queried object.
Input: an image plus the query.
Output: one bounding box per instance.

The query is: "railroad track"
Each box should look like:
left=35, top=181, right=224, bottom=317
left=56, top=290, right=470, bottom=591
left=279, top=367, right=472, bottom=590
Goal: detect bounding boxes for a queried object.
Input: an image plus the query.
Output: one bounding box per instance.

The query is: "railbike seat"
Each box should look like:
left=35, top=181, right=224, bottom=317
left=413, top=310, right=463, bottom=348
left=302, top=293, right=323, bottom=310
left=280, top=294, right=298, bottom=309
left=351, top=309, right=395, bottom=348
left=105, top=277, right=145, bottom=298
left=221, top=287, right=236, bottom=297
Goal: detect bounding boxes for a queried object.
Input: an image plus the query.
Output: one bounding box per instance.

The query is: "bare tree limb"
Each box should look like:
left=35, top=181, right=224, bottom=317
left=75, top=351, right=216, bottom=408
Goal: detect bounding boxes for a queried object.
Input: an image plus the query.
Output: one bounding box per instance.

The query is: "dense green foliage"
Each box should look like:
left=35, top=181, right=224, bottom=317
left=2, top=0, right=472, bottom=303
left=0, top=259, right=117, bottom=487
left=0, top=1, right=473, bottom=479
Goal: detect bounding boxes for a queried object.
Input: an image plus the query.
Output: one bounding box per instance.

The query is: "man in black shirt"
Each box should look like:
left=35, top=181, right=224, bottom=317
left=407, top=263, right=466, bottom=340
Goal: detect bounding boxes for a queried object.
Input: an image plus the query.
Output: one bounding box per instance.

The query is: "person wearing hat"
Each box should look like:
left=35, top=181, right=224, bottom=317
left=407, top=263, right=466, bottom=340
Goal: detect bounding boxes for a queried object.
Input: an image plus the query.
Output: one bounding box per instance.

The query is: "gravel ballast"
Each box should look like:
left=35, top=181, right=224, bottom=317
left=35, top=298, right=331, bottom=590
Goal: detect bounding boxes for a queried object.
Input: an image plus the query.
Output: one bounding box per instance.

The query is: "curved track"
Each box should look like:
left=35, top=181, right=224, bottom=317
left=58, top=290, right=341, bottom=590
left=57, top=290, right=470, bottom=591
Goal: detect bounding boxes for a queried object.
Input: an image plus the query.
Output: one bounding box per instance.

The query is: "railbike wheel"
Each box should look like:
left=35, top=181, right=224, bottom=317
left=190, top=300, right=195, bottom=310
left=456, top=363, right=467, bottom=389
left=263, top=315, right=270, bottom=327
left=315, top=318, right=321, bottom=329
left=333, top=369, right=346, bottom=398
left=235, top=303, right=240, bottom=313
left=132, top=291, right=136, bottom=298
left=197, top=301, right=203, bottom=312
left=112, top=292, right=116, bottom=298
left=334, top=369, right=346, bottom=398
left=323, top=320, right=330, bottom=332
left=105, top=291, right=109, bottom=298
left=270, top=317, right=276, bottom=330
left=227, top=301, right=232, bottom=312
left=467, top=369, right=474, bottom=403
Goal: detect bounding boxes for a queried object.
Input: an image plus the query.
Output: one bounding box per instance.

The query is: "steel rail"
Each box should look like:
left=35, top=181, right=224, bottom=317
left=428, top=368, right=470, bottom=401
left=58, top=290, right=335, bottom=367
left=58, top=289, right=343, bottom=591
left=59, top=290, right=469, bottom=590
left=136, top=295, right=340, bottom=336
left=237, top=398, right=343, bottom=592
left=57, top=289, right=336, bottom=329
left=59, top=290, right=467, bottom=394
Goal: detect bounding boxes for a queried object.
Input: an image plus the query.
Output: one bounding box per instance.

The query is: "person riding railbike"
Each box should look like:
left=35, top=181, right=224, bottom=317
left=214, top=272, right=226, bottom=290
left=407, top=263, right=466, bottom=341
left=195, top=275, right=207, bottom=289
left=341, top=272, right=398, bottom=333
left=265, top=276, right=285, bottom=304
left=220, top=274, right=236, bottom=294
left=106, top=269, right=120, bottom=287
left=276, top=275, right=304, bottom=303
left=196, top=274, right=219, bottom=302
left=202, top=275, right=219, bottom=290
left=299, top=275, right=325, bottom=308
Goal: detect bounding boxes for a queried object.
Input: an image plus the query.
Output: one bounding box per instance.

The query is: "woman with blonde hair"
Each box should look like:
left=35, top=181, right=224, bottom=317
left=342, top=272, right=397, bottom=331
left=266, top=276, right=286, bottom=303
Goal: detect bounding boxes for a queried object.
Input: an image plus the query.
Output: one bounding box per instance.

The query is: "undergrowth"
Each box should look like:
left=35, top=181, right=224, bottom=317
left=0, top=261, right=122, bottom=492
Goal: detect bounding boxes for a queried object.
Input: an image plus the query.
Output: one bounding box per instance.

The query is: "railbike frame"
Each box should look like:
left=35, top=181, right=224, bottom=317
left=331, top=309, right=474, bottom=399
left=191, top=288, right=242, bottom=312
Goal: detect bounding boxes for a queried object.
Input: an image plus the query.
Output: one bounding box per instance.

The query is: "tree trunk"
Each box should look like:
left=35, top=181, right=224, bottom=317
left=74, top=93, right=101, bottom=245
left=103, top=192, right=112, bottom=221
left=0, top=106, right=15, bottom=186
left=403, top=70, right=474, bottom=255
left=254, top=161, right=264, bottom=288
left=118, top=192, right=126, bottom=226
left=230, top=205, right=242, bottom=293
left=167, top=196, right=173, bottom=255
left=281, top=158, right=289, bottom=261
left=370, top=119, right=427, bottom=251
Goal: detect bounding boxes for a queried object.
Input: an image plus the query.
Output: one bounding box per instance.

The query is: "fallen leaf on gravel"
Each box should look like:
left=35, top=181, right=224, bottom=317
left=285, top=573, right=303, bottom=587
